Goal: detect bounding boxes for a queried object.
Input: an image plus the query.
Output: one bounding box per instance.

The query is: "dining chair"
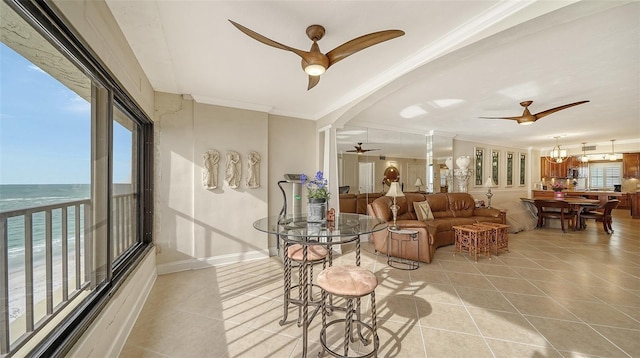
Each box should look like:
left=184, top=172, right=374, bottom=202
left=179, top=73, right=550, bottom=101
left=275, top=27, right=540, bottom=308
left=580, top=199, right=620, bottom=234
left=533, top=199, right=576, bottom=233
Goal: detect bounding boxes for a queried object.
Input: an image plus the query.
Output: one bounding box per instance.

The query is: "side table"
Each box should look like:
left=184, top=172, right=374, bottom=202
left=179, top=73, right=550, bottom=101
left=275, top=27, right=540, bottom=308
left=473, top=222, right=510, bottom=255
left=387, top=227, right=419, bottom=270
left=452, top=224, right=492, bottom=263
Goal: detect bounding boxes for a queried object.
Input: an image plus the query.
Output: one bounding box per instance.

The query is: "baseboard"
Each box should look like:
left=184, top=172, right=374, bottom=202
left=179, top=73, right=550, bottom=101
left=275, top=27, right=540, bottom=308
left=156, top=249, right=270, bottom=275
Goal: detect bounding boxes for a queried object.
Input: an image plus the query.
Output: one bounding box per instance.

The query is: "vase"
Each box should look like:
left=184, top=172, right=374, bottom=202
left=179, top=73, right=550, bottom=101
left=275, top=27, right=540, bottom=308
left=554, top=190, right=565, bottom=199
left=456, top=156, right=471, bottom=171
left=445, top=157, right=453, bottom=170
left=307, top=198, right=327, bottom=223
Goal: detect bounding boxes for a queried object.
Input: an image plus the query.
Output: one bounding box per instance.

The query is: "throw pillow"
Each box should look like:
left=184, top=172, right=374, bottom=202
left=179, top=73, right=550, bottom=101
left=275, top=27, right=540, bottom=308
left=413, top=200, right=434, bottom=221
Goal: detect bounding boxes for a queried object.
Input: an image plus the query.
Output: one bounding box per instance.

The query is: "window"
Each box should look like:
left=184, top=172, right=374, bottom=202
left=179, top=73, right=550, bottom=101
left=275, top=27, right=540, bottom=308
left=0, top=1, right=152, bottom=356
left=589, top=162, right=622, bottom=190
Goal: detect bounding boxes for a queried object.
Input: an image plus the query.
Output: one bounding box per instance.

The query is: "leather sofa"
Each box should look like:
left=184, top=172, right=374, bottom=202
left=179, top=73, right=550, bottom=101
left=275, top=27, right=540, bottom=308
left=339, top=193, right=384, bottom=214
left=367, top=192, right=505, bottom=263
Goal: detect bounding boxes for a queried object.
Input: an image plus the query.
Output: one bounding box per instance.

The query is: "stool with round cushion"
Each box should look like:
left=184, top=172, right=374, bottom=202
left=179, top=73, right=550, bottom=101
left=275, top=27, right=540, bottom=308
left=280, top=243, right=329, bottom=326
left=317, top=264, right=379, bottom=358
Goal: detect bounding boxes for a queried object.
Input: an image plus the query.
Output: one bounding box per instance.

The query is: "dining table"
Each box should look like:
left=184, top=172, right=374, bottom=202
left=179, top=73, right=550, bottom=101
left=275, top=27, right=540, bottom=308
left=253, top=213, right=388, bottom=358
left=522, top=197, right=601, bottom=230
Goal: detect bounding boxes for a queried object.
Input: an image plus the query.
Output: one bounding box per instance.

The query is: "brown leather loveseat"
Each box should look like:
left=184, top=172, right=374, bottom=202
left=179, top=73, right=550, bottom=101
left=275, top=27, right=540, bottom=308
left=368, top=192, right=505, bottom=263
left=339, top=193, right=384, bottom=214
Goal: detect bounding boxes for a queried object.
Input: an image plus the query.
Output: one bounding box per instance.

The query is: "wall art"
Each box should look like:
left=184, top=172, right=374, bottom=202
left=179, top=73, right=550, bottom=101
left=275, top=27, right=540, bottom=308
left=519, top=153, right=526, bottom=186
left=474, top=147, right=484, bottom=186
left=246, top=151, right=261, bottom=188
left=225, top=150, right=241, bottom=189
left=491, top=150, right=500, bottom=186
left=506, top=152, right=514, bottom=186
left=202, top=149, right=220, bottom=189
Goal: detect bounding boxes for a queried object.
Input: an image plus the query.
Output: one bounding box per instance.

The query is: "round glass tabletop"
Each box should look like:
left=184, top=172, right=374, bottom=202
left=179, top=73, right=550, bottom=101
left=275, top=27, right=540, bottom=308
left=253, top=213, right=388, bottom=244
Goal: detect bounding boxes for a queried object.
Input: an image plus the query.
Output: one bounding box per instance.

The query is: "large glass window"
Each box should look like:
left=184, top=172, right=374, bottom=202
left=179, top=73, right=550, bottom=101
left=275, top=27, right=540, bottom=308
left=111, top=106, right=140, bottom=264
left=589, top=162, right=622, bottom=190
left=0, top=1, right=152, bottom=356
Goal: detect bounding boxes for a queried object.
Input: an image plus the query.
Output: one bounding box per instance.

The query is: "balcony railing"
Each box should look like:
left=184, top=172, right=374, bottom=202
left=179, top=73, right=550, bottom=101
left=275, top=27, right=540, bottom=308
left=0, top=193, right=135, bottom=355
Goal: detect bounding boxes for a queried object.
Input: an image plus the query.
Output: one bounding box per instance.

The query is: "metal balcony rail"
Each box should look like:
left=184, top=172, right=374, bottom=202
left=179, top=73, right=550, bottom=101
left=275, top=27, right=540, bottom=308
left=0, top=193, right=135, bottom=355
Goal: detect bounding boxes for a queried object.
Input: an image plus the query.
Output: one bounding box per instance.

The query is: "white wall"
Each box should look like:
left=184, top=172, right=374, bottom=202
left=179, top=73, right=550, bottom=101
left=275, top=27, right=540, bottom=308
left=154, top=95, right=317, bottom=273
left=453, top=138, right=533, bottom=206
left=267, top=115, right=317, bottom=251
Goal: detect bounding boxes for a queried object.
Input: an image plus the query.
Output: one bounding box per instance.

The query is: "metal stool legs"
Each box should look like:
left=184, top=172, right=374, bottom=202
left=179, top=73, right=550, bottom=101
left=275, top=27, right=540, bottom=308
left=280, top=242, right=328, bottom=326
left=317, top=265, right=379, bottom=358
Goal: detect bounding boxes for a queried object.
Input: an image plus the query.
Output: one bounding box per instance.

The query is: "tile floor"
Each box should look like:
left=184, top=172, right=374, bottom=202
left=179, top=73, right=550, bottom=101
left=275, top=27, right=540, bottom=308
left=121, top=210, right=640, bottom=357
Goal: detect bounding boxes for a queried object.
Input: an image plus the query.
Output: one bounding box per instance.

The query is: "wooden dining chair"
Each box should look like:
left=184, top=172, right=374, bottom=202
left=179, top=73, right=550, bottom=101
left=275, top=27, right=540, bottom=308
left=580, top=199, right=619, bottom=234
left=533, top=199, right=576, bottom=233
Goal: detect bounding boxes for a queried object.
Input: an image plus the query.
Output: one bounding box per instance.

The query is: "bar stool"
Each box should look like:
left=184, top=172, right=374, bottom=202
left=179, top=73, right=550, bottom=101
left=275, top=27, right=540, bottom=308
left=280, top=242, right=329, bottom=326
left=317, top=264, right=379, bottom=358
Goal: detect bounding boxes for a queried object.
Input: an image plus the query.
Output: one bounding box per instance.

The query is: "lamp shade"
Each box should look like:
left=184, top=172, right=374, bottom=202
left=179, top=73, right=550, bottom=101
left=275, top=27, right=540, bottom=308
left=414, top=178, right=424, bottom=186
left=385, top=182, right=405, bottom=197
left=484, top=177, right=495, bottom=188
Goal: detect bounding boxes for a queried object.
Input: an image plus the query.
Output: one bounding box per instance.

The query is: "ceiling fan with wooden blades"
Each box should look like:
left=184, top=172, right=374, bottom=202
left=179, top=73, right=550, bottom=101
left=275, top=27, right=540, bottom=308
left=346, top=143, right=379, bottom=154
left=229, top=20, right=404, bottom=90
left=479, top=100, right=590, bottom=125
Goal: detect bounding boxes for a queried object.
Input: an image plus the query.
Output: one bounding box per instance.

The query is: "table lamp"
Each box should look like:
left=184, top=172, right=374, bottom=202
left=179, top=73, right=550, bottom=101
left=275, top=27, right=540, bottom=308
left=414, top=177, right=423, bottom=192
left=484, top=177, right=495, bottom=208
left=386, top=182, right=405, bottom=229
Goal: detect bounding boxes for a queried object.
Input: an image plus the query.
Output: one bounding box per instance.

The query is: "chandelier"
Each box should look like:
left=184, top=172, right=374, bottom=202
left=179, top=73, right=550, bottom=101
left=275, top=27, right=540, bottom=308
left=545, top=136, right=567, bottom=164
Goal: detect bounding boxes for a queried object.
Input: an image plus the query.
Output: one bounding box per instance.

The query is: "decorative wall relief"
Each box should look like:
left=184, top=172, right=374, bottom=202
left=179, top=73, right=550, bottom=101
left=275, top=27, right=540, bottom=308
left=506, top=152, right=514, bottom=186
left=519, top=153, right=526, bottom=186
left=202, top=149, right=220, bottom=189
left=246, top=151, right=261, bottom=188
left=474, top=148, right=484, bottom=186
left=491, top=150, right=500, bottom=186
left=225, top=150, right=241, bottom=189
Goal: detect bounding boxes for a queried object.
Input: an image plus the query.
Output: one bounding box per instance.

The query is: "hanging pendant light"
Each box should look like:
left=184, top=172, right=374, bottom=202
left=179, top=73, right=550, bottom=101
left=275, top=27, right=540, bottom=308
left=608, top=139, right=618, bottom=161
left=580, top=142, right=589, bottom=163
left=545, top=136, right=567, bottom=164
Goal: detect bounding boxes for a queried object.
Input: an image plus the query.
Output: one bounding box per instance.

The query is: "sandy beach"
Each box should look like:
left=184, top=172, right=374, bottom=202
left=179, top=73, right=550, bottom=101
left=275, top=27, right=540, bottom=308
left=8, top=253, right=82, bottom=324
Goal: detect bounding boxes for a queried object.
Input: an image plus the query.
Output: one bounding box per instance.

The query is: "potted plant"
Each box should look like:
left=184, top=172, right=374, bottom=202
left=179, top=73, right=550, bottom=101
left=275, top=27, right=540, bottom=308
left=552, top=182, right=565, bottom=199
left=301, top=171, right=330, bottom=222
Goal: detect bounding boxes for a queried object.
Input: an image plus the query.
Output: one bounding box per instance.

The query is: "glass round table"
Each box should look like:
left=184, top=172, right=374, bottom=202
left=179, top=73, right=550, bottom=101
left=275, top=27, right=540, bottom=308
left=253, top=213, right=387, bottom=358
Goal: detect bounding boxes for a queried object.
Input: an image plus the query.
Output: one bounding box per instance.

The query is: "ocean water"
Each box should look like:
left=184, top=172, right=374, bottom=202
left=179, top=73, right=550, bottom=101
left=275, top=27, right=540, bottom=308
left=0, top=184, right=90, bottom=274
left=0, top=184, right=132, bottom=273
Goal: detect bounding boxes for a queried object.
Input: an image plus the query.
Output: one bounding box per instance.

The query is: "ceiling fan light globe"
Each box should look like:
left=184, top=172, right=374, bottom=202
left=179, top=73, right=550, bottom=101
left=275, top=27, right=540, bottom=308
left=518, top=120, right=534, bottom=125
left=304, top=64, right=325, bottom=76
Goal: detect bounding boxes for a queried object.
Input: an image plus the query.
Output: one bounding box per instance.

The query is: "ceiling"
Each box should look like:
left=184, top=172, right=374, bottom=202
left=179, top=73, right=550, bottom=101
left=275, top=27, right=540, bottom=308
left=106, top=1, right=639, bottom=157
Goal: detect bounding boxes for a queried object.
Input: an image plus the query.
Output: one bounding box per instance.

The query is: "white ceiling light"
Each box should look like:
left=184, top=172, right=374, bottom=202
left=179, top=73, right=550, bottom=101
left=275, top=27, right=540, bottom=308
left=304, top=64, right=325, bottom=76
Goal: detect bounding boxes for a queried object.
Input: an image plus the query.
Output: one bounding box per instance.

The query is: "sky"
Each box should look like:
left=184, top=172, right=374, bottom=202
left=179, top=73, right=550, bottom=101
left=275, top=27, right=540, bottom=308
left=0, top=43, right=132, bottom=184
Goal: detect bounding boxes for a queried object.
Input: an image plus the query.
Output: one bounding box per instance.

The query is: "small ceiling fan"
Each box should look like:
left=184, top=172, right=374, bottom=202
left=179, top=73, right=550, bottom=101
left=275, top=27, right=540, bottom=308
left=479, top=100, right=590, bottom=125
left=346, top=143, right=379, bottom=154
left=229, top=20, right=404, bottom=90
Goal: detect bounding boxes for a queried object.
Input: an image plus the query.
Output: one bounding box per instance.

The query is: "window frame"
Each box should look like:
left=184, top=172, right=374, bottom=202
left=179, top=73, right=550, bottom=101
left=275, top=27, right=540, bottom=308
left=3, top=1, right=153, bottom=356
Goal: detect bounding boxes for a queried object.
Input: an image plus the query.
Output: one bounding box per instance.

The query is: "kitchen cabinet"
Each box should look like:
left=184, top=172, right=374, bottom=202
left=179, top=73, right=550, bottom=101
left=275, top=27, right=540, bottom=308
left=631, top=193, right=640, bottom=219
left=540, top=157, right=577, bottom=179
left=618, top=194, right=630, bottom=209
left=623, top=153, right=640, bottom=179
